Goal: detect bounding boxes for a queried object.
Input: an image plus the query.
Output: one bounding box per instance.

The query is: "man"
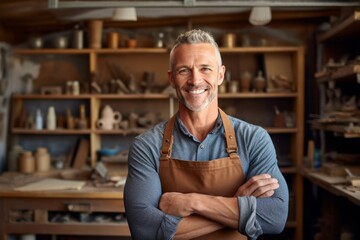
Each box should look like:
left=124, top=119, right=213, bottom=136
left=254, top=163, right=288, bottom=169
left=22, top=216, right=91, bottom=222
left=124, top=29, right=288, bottom=239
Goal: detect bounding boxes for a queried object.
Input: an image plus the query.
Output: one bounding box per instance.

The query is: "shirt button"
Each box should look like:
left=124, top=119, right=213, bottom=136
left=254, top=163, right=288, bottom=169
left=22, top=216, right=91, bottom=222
left=199, top=144, right=205, bottom=149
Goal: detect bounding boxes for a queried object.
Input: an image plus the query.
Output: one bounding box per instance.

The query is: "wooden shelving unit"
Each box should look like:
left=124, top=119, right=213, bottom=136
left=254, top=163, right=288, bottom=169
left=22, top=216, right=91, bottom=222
left=308, top=10, right=360, bottom=240
left=11, top=45, right=304, bottom=240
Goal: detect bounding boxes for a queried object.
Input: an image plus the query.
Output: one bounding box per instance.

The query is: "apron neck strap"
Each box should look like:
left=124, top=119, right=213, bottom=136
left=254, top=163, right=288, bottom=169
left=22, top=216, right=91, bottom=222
left=160, top=114, right=176, bottom=161
left=219, top=109, right=238, bottom=158
left=161, top=109, right=239, bottom=160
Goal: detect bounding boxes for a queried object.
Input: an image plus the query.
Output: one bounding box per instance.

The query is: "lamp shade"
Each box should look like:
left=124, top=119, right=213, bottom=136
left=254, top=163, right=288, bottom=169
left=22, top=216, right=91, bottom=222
left=112, top=7, right=137, bottom=21
left=249, top=7, right=271, bottom=26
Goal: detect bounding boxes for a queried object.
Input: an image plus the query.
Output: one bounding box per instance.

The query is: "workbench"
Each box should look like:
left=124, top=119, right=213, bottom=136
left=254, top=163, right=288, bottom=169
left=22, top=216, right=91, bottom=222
left=302, top=168, right=360, bottom=206
left=0, top=172, right=130, bottom=240
left=302, top=168, right=360, bottom=239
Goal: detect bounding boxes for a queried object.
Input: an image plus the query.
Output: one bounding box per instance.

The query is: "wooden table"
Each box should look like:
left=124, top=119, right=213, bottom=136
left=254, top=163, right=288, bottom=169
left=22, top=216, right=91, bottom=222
left=0, top=172, right=130, bottom=240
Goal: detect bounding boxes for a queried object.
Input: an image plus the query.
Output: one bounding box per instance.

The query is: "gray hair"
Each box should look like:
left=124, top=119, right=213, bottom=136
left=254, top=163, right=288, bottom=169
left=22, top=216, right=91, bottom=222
left=169, top=29, right=222, bottom=70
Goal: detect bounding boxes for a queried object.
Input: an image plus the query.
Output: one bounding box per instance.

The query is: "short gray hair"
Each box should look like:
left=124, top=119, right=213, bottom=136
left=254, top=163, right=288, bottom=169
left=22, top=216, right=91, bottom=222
left=169, top=29, right=222, bottom=70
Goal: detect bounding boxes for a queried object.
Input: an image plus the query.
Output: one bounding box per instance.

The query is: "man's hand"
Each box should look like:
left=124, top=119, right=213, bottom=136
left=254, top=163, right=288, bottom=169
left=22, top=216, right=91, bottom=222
left=234, top=174, right=279, bottom=198
left=159, top=192, right=194, bottom=217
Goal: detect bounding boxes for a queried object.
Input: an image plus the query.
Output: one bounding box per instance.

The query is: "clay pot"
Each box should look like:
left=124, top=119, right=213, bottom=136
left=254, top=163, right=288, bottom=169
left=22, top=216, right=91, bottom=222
left=88, top=20, right=103, bottom=49
left=66, top=109, right=75, bottom=129
left=8, top=145, right=23, bottom=172
left=77, top=104, right=88, bottom=129
left=126, top=39, right=137, bottom=48
left=254, top=71, right=266, bottom=92
left=35, top=147, right=51, bottom=172
left=19, top=151, right=35, bottom=173
left=107, top=32, right=120, bottom=48
left=223, top=33, right=236, bottom=48
left=240, top=71, right=252, bottom=92
left=228, top=81, right=238, bottom=93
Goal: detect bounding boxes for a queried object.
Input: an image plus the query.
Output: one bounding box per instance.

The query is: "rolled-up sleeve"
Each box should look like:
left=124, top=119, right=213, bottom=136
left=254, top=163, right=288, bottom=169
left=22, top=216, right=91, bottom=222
left=237, top=127, right=289, bottom=239
left=124, top=137, right=181, bottom=240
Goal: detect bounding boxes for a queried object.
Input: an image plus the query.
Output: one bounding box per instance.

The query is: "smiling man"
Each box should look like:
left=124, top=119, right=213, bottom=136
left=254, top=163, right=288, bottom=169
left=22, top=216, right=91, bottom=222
left=124, top=29, right=288, bottom=240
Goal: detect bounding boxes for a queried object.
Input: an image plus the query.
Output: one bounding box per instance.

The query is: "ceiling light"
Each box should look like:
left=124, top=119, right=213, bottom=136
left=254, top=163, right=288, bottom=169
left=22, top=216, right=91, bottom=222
left=249, top=6, right=271, bottom=26
left=112, top=7, right=137, bottom=21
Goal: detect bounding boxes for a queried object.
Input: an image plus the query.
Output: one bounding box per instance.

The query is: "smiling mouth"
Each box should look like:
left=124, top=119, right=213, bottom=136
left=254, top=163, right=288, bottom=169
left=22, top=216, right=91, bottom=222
left=188, top=89, right=207, bottom=94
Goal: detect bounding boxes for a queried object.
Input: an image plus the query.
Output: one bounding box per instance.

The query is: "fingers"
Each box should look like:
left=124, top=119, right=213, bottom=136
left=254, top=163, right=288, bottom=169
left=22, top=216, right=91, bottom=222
left=234, top=174, right=279, bottom=198
left=252, top=182, right=279, bottom=198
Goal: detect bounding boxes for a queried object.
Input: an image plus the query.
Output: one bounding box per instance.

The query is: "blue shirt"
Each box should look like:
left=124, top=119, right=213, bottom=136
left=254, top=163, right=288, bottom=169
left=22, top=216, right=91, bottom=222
left=124, top=113, right=289, bottom=240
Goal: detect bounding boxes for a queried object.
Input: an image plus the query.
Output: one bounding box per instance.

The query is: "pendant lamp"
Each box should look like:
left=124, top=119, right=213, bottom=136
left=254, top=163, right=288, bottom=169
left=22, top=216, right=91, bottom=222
left=112, top=7, right=137, bottom=21
left=249, top=6, right=272, bottom=26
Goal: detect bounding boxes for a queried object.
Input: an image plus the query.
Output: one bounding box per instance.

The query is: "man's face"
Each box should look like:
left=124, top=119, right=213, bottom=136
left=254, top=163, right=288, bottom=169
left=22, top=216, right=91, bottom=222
left=168, top=43, right=225, bottom=112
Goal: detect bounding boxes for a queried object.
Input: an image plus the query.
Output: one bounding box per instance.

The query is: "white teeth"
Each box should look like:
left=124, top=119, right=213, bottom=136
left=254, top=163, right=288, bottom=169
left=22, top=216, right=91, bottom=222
left=189, top=89, right=205, bottom=94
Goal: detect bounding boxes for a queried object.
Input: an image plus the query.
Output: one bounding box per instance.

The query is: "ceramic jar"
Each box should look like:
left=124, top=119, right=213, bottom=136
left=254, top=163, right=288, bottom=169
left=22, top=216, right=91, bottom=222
left=126, top=39, right=137, bottom=48
left=96, top=105, right=121, bottom=130
left=21, top=235, right=36, bottom=240
left=128, top=112, right=139, bottom=129
left=35, top=147, right=51, bottom=172
left=19, top=151, right=35, bottom=173
left=66, top=109, right=75, bottom=129
left=228, top=81, right=238, bottom=93
left=254, top=71, right=266, bottom=92
left=240, top=71, right=252, bottom=92
left=223, top=33, right=236, bottom=48
left=218, top=83, right=226, bottom=94
left=53, top=36, right=68, bottom=49
left=47, top=106, right=56, bottom=130
left=88, top=20, right=103, bottom=49
left=28, top=37, right=43, bottom=49
left=107, top=31, right=119, bottom=49
left=77, top=104, right=88, bottom=129
left=73, top=29, right=84, bottom=49
left=8, top=145, right=23, bottom=172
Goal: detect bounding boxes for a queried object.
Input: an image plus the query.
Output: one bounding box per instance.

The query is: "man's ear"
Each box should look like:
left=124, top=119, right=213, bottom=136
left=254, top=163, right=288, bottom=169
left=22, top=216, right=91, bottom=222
left=218, top=65, right=226, bottom=85
left=168, top=70, right=175, bottom=88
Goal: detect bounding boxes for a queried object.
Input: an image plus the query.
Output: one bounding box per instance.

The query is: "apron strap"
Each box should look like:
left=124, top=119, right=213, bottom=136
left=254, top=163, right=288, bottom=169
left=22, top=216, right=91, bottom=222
left=160, top=114, right=176, bottom=161
left=161, top=109, right=239, bottom=160
left=219, top=108, right=238, bottom=159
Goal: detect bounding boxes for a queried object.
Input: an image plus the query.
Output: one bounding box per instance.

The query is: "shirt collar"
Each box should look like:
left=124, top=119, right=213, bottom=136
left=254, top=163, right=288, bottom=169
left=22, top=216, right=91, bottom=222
left=175, top=112, right=223, bottom=139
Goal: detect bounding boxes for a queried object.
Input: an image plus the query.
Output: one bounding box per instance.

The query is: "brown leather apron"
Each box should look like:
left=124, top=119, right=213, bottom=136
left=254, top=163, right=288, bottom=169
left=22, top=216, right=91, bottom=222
left=159, top=109, right=248, bottom=239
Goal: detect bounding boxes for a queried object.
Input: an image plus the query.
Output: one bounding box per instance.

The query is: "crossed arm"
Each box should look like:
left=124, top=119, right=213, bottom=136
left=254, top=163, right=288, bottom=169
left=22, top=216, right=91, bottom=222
left=159, top=174, right=279, bottom=239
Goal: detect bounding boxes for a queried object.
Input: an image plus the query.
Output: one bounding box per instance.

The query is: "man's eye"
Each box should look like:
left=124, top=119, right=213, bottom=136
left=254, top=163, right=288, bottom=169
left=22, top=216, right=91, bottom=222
left=202, top=67, right=212, bottom=73
left=178, top=69, right=190, bottom=75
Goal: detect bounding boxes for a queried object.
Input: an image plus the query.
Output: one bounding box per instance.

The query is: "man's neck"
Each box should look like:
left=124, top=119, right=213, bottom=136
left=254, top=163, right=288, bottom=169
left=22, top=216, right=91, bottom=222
left=178, top=105, right=219, bottom=142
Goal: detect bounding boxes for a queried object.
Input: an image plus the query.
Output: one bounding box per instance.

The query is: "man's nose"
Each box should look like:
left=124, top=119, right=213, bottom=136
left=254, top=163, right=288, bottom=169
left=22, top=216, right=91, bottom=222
left=188, top=69, right=203, bottom=85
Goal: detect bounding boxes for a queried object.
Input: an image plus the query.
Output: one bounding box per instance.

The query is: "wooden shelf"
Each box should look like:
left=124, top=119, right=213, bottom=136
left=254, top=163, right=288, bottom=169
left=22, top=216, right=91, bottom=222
left=12, top=94, right=92, bottom=100
left=11, top=129, right=92, bottom=135
left=280, top=167, right=297, bottom=174
left=94, top=93, right=172, bottom=100
left=14, top=46, right=303, bottom=55
left=311, top=123, right=360, bottom=138
left=315, top=64, right=360, bottom=83
left=266, top=127, right=298, bottom=134
left=219, top=92, right=297, bottom=98
left=14, top=48, right=168, bottom=55
left=5, top=222, right=131, bottom=236
left=94, top=129, right=146, bottom=135
left=318, top=10, right=360, bottom=43
left=14, top=49, right=93, bottom=55
left=13, top=92, right=296, bottom=100
left=219, top=46, right=303, bottom=53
